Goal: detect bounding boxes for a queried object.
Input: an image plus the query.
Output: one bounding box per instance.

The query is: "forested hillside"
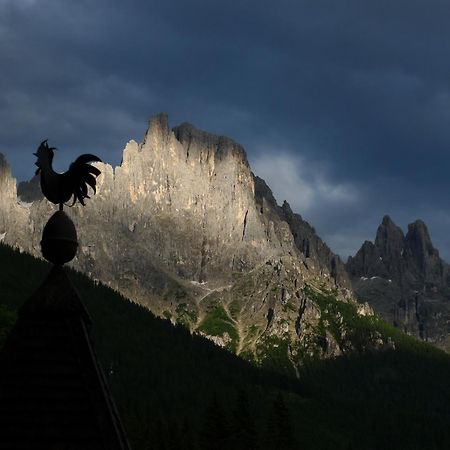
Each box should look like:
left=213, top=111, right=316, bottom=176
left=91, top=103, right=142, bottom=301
left=1, top=243, right=450, bottom=450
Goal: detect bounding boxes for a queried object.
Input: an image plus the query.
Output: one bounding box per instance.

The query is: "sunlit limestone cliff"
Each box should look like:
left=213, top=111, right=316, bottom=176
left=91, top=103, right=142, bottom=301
left=0, top=154, right=28, bottom=245
left=0, top=114, right=391, bottom=372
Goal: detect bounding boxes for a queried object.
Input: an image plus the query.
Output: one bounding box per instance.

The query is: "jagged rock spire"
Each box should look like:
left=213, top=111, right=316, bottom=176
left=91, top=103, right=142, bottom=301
left=346, top=215, right=450, bottom=348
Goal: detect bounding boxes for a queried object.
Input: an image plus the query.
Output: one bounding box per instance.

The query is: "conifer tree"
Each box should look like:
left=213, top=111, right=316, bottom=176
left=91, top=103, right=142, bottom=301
left=180, top=417, right=195, bottom=450
left=263, top=393, right=296, bottom=450
left=153, top=418, right=167, bottom=450
left=232, top=389, right=259, bottom=450
left=200, top=394, right=231, bottom=450
left=166, top=418, right=182, bottom=450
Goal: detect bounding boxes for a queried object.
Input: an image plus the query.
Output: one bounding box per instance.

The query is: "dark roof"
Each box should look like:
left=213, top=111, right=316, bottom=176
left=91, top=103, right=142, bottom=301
left=0, top=266, right=131, bottom=450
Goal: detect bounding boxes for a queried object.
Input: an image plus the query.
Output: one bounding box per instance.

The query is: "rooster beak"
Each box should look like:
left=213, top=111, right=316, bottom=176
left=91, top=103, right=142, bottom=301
left=33, top=153, right=37, bottom=156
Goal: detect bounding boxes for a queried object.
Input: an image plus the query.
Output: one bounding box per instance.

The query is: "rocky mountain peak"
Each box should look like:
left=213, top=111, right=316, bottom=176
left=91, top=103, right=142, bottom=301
left=281, top=200, right=294, bottom=215
left=275, top=198, right=349, bottom=286
left=381, top=214, right=395, bottom=227
left=346, top=240, right=387, bottom=279
left=143, top=112, right=171, bottom=144
left=374, top=215, right=405, bottom=280
left=405, top=220, right=433, bottom=253
left=350, top=216, right=446, bottom=284
left=0, top=153, right=27, bottom=242
left=404, top=219, right=442, bottom=281
left=347, top=215, right=450, bottom=349
left=0, top=153, right=17, bottom=204
left=173, top=122, right=249, bottom=167
left=0, top=152, right=6, bottom=168
left=375, top=215, right=404, bottom=254
left=0, top=152, right=11, bottom=179
left=254, top=176, right=278, bottom=211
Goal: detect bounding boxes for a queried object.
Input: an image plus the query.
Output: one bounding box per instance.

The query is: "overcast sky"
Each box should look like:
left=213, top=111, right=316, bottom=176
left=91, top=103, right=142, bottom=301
left=1, top=0, right=450, bottom=260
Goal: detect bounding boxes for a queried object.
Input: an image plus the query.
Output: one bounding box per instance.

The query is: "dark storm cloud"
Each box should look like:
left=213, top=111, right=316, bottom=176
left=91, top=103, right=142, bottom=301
left=1, top=0, right=450, bottom=259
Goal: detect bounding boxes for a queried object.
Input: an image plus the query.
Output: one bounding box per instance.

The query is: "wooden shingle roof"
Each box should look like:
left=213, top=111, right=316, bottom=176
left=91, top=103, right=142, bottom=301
left=0, top=266, right=131, bottom=450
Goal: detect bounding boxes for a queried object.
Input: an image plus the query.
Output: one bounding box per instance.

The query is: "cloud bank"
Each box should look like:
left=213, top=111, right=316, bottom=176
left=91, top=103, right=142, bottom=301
left=1, top=0, right=449, bottom=260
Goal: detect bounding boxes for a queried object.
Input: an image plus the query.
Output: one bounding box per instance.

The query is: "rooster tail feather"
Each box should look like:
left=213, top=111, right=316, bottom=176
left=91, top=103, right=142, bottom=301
left=68, top=195, right=77, bottom=207
left=80, top=182, right=88, bottom=199
left=75, top=187, right=85, bottom=206
left=84, top=173, right=97, bottom=194
left=86, top=165, right=101, bottom=177
left=74, top=163, right=101, bottom=178
left=73, top=154, right=102, bottom=165
left=66, top=153, right=102, bottom=206
left=78, top=164, right=101, bottom=178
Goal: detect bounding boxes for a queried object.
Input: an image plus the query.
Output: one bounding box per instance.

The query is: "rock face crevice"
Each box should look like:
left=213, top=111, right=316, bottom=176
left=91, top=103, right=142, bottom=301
left=347, top=215, right=450, bottom=350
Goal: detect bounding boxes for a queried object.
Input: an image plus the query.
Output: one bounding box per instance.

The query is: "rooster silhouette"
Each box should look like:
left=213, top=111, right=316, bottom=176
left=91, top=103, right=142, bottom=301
left=34, top=140, right=102, bottom=209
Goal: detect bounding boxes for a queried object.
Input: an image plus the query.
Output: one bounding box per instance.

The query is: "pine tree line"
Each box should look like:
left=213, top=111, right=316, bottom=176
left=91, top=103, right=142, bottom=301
left=145, top=390, right=297, bottom=450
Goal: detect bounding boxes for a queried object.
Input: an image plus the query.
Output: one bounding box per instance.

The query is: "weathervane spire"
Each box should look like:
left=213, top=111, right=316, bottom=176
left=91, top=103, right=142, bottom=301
left=35, top=140, right=102, bottom=265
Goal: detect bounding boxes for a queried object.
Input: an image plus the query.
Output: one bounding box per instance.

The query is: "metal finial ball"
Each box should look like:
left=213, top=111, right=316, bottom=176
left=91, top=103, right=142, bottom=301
left=41, top=211, right=78, bottom=265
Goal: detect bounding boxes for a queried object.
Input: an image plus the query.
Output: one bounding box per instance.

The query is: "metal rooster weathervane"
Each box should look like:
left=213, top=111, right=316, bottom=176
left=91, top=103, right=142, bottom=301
left=35, top=140, right=102, bottom=266
left=34, top=140, right=102, bottom=210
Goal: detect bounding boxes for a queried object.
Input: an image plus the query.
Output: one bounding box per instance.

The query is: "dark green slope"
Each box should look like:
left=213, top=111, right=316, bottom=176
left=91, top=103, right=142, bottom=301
left=1, top=243, right=450, bottom=450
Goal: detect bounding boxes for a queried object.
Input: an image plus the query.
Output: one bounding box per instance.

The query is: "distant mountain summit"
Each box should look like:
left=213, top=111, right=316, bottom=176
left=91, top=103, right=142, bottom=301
left=347, top=215, right=450, bottom=350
